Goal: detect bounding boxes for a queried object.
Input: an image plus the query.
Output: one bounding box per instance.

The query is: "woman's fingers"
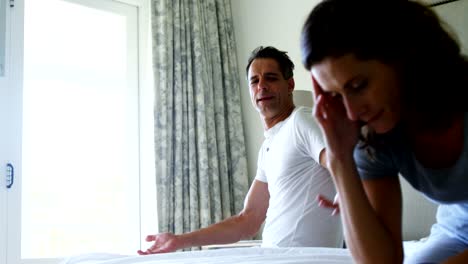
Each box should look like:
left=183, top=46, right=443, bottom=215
left=311, top=75, right=323, bottom=100
left=314, top=94, right=327, bottom=122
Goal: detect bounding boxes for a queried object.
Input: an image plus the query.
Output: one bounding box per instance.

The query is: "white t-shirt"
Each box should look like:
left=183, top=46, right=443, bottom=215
left=256, top=107, right=343, bottom=248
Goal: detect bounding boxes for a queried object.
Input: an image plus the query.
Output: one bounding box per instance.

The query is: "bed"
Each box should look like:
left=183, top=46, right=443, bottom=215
left=60, top=240, right=426, bottom=264
left=61, top=247, right=353, bottom=264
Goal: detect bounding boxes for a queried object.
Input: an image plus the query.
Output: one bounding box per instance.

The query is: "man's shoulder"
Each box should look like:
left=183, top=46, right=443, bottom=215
left=290, top=106, right=320, bottom=131
left=293, top=106, right=313, bottom=115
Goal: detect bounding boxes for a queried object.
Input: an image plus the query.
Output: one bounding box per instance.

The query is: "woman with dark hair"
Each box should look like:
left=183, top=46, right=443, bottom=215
left=300, top=0, right=468, bottom=263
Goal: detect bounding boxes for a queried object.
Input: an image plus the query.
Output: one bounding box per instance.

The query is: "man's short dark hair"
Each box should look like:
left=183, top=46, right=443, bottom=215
left=246, top=46, right=295, bottom=79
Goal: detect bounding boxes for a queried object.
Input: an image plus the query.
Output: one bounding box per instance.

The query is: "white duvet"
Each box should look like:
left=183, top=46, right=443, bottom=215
left=61, top=247, right=353, bottom=264
left=61, top=240, right=425, bottom=264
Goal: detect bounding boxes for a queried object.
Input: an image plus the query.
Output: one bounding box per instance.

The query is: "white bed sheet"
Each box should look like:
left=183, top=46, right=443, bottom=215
left=61, top=247, right=353, bottom=264
left=61, top=240, right=426, bottom=264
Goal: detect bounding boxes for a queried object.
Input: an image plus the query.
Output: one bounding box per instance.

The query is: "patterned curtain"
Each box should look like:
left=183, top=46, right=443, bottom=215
left=151, top=0, right=250, bottom=237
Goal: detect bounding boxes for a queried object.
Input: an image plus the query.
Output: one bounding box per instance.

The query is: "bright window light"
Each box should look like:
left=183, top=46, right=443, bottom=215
left=22, top=0, right=140, bottom=258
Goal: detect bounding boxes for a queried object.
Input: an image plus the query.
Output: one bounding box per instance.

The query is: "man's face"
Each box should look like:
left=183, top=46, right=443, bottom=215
left=247, top=58, right=294, bottom=121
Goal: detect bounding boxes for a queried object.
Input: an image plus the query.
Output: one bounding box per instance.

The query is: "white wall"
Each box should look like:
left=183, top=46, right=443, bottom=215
left=231, top=0, right=320, bottom=181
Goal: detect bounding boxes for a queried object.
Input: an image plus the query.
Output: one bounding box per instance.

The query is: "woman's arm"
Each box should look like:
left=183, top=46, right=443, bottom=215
left=330, top=157, right=403, bottom=264
left=312, top=77, right=403, bottom=263
left=443, top=250, right=468, bottom=264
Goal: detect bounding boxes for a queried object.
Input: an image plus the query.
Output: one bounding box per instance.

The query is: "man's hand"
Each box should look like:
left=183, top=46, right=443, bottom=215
left=137, top=233, right=181, bottom=255
left=317, top=193, right=340, bottom=216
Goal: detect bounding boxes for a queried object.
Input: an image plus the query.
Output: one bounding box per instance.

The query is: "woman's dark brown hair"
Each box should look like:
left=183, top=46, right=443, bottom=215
left=301, top=0, right=468, bottom=147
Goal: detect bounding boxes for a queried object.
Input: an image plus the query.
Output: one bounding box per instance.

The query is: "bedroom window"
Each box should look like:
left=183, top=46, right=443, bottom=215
left=0, top=0, right=155, bottom=263
left=22, top=0, right=141, bottom=259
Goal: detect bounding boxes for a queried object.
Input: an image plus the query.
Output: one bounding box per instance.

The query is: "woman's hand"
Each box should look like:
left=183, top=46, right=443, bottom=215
left=311, top=76, right=361, bottom=166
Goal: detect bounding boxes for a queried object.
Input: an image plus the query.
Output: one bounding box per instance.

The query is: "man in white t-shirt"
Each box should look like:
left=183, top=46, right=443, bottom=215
left=257, top=105, right=341, bottom=247
left=138, top=46, right=342, bottom=254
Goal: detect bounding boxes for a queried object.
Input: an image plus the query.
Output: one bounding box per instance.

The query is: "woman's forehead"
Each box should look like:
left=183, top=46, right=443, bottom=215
left=311, top=55, right=364, bottom=91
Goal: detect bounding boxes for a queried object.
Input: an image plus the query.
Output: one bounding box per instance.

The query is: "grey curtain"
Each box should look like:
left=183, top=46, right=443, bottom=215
left=151, top=0, right=250, bottom=237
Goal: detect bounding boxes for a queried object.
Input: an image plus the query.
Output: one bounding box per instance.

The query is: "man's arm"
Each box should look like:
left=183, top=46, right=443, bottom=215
left=138, top=180, right=269, bottom=254
left=178, top=180, right=269, bottom=246
left=317, top=148, right=341, bottom=215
